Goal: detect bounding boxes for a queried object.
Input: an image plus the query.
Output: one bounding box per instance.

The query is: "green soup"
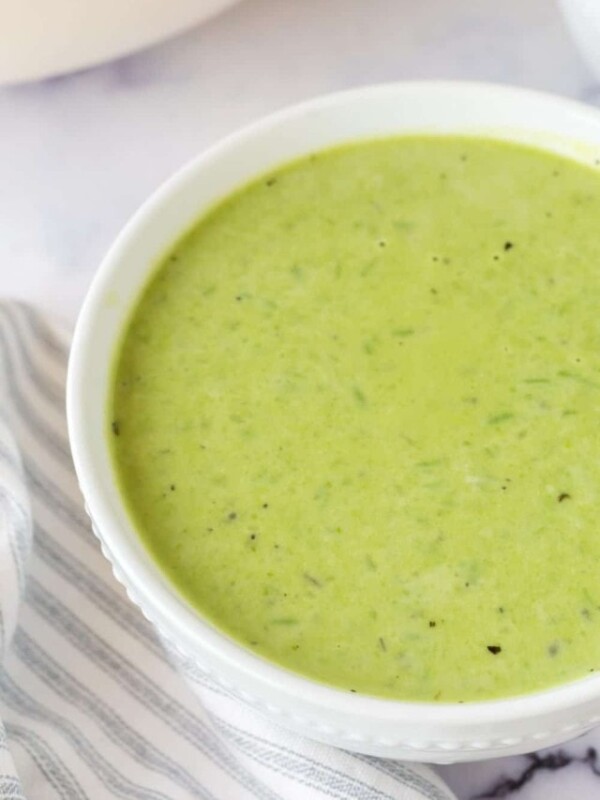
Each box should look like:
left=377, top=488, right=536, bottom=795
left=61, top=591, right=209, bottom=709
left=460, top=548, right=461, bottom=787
left=111, top=136, right=600, bottom=702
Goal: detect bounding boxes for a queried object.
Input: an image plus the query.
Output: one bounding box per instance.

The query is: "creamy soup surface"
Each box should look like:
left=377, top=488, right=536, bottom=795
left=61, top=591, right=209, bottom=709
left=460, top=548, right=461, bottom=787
left=111, top=136, right=600, bottom=702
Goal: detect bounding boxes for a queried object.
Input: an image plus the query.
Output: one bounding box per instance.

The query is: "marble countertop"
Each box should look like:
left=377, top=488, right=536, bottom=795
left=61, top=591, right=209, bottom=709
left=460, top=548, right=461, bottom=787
left=1, top=0, right=600, bottom=796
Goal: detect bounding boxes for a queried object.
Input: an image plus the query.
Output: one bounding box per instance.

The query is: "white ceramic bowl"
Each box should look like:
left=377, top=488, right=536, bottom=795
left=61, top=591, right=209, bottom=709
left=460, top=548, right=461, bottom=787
left=0, top=0, right=239, bottom=85
left=558, top=0, right=600, bottom=82
left=67, top=82, right=600, bottom=764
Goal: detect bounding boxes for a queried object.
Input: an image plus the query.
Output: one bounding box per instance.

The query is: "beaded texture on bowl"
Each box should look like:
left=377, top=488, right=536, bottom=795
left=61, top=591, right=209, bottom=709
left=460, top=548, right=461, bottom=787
left=84, top=503, right=600, bottom=760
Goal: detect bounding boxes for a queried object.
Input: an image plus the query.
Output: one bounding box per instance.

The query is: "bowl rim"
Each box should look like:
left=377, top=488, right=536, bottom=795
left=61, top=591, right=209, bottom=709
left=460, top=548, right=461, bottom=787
left=67, top=79, right=600, bottom=727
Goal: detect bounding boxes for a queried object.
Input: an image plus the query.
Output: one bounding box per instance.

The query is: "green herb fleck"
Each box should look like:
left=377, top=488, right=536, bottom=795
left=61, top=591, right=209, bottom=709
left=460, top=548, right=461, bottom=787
left=353, top=386, right=367, bottom=406
left=304, top=573, right=322, bottom=588
left=558, top=370, right=599, bottom=388
left=487, top=412, right=514, bottom=425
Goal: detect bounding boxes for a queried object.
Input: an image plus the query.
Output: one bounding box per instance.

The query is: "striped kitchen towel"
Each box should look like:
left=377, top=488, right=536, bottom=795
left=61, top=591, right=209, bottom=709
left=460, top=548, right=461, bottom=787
left=0, top=301, right=456, bottom=800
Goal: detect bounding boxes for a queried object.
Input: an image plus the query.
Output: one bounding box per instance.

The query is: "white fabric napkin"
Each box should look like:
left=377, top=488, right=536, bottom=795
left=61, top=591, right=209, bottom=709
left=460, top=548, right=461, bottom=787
left=0, top=301, right=457, bottom=800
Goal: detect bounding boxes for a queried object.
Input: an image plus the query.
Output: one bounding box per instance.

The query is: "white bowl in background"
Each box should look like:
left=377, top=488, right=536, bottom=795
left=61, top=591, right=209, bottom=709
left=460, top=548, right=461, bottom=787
left=0, top=0, right=240, bottom=85
left=558, top=0, right=600, bottom=82
left=67, top=82, right=600, bottom=764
